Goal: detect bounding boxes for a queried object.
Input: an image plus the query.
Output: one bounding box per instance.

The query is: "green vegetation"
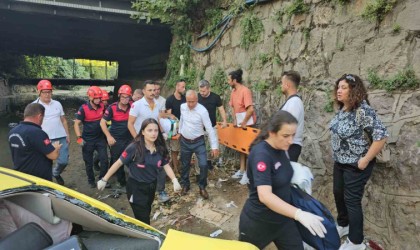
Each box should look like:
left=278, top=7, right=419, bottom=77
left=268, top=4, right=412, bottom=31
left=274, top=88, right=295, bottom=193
left=203, top=8, right=224, bottom=36
left=392, top=23, right=401, bottom=34
left=324, top=92, right=334, bottom=113
left=367, top=68, right=419, bottom=91
left=284, top=0, right=310, bottom=19
left=240, top=13, right=264, bottom=50
left=362, top=0, right=397, bottom=22
left=258, top=53, right=271, bottom=66
left=302, top=27, right=311, bottom=42
left=274, top=27, right=287, bottom=43
left=252, top=80, right=270, bottom=92
left=273, top=55, right=282, bottom=65
left=211, top=67, right=228, bottom=95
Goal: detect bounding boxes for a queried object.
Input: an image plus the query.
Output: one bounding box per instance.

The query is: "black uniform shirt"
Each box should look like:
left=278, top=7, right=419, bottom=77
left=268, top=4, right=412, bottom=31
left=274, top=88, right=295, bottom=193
left=8, top=121, right=55, bottom=181
left=243, top=141, right=294, bottom=224
left=165, top=94, right=186, bottom=119
left=120, top=143, right=169, bottom=183
left=75, top=101, right=105, bottom=141
left=103, top=102, right=131, bottom=140
left=198, top=92, right=223, bottom=127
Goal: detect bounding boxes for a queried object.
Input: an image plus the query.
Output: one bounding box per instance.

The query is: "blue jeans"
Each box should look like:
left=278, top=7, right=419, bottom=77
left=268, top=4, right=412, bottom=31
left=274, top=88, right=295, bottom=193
left=180, top=136, right=208, bottom=189
left=52, top=137, right=69, bottom=177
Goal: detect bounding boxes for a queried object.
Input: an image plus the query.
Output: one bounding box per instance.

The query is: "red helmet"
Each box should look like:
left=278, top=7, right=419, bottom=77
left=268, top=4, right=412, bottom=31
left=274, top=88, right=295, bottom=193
left=87, top=86, right=102, bottom=99
left=101, top=89, right=110, bottom=101
left=118, top=84, right=132, bottom=96
left=37, top=80, right=53, bottom=91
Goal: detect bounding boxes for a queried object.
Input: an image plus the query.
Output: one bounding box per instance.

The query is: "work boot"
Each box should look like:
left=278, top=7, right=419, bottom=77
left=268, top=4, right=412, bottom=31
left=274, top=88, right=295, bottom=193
left=199, top=188, right=209, bottom=199
left=54, top=175, right=65, bottom=185
left=158, top=191, right=170, bottom=203
left=181, top=186, right=190, bottom=196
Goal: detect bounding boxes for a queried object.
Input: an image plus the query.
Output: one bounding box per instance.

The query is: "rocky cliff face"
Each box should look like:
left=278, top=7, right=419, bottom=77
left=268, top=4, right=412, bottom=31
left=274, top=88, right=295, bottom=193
left=189, top=0, right=420, bottom=248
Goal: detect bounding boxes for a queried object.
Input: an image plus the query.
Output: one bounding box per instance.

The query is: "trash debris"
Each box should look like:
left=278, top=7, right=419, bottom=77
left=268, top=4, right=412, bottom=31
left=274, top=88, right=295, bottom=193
left=97, top=189, right=124, bottom=200
left=225, top=201, right=238, bottom=208
left=152, top=211, right=160, bottom=220
left=210, top=229, right=223, bottom=238
left=216, top=178, right=228, bottom=188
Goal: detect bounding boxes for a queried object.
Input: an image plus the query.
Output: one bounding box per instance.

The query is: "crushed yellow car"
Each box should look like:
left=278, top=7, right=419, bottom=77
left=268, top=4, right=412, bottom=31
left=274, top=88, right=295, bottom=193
left=0, top=167, right=257, bottom=250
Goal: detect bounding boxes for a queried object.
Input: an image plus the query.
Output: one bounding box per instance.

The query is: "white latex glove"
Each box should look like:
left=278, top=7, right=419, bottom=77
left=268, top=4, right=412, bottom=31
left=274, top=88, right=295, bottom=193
left=97, top=179, right=107, bottom=191
left=295, top=209, right=327, bottom=238
left=172, top=178, right=181, bottom=192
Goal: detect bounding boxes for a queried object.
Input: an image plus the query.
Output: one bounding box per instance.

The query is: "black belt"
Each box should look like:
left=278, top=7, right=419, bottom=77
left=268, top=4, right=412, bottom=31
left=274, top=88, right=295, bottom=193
left=181, top=134, right=204, bottom=143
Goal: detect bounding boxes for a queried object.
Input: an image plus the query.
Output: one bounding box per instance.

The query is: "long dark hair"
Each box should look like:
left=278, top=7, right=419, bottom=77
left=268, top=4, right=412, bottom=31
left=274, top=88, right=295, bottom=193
left=229, top=69, right=243, bottom=83
left=133, top=118, right=169, bottom=163
left=250, top=110, right=297, bottom=150
left=334, top=74, right=369, bottom=111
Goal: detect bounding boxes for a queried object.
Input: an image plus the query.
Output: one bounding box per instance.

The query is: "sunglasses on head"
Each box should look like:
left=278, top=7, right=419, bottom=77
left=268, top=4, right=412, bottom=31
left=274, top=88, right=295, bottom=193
left=343, top=74, right=356, bottom=82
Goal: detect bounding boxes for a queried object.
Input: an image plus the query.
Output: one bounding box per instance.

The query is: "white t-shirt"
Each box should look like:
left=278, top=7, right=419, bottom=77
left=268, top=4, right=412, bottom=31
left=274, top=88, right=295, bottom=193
left=155, top=96, right=166, bottom=112
left=129, top=98, right=161, bottom=133
left=281, top=96, right=304, bottom=146
left=33, top=98, right=67, bottom=139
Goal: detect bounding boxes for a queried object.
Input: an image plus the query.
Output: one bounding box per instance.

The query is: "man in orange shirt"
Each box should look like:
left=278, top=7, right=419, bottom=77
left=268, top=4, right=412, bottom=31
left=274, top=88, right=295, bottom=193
left=228, top=69, right=256, bottom=185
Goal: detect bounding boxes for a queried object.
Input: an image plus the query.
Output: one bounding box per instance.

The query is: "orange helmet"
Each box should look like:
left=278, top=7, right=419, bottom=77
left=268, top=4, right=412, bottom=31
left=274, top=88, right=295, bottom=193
left=101, top=89, right=110, bottom=101
left=37, top=80, right=53, bottom=91
left=87, top=86, right=102, bottom=98
left=118, top=84, right=132, bottom=96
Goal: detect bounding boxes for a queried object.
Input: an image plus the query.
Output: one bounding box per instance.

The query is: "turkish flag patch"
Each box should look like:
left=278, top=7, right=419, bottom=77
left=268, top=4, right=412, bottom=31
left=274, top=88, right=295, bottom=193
left=77, top=111, right=81, bottom=115
left=105, top=110, right=109, bottom=115
left=43, top=139, right=51, bottom=145
left=157, top=160, right=162, bottom=168
left=121, top=151, right=128, bottom=158
left=257, top=161, right=267, bottom=172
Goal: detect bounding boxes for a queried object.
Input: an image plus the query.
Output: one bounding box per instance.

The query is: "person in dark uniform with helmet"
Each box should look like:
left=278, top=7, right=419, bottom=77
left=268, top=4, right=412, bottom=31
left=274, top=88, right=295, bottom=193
left=100, top=84, right=133, bottom=187
left=97, top=118, right=181, bottom=224
left=74, top=86, right=109, bottom=188
left=8, top=103, right=62, bottom=181
left=239, top=110, right=326, bottom=249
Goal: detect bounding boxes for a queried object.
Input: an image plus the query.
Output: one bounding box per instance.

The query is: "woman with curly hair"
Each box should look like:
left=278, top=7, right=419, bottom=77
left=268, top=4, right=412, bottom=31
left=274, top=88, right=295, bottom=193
left=329, top=74, right=388, bottom=250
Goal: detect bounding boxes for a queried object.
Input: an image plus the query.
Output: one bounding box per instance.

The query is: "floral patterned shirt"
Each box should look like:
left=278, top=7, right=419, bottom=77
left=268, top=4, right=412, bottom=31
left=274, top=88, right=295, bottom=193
left=329, top=100, right=388, bottom=164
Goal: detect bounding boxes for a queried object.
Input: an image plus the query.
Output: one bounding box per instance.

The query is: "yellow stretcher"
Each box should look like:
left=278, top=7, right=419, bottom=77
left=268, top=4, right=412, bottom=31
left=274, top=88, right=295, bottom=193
left=216, top=123, right=260, bottom=155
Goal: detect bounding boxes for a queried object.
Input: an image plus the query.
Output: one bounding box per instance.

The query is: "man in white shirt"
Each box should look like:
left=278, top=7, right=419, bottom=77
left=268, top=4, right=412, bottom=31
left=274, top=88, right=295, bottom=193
left=179, top=90, right=219, bottom=199
left=154, top=81, right=166, bottom=112
left=280, top=70, right=304, bottom=162
left=128, top=80, right=161, bottom=137
left=33, top=80, right=70, bottom=185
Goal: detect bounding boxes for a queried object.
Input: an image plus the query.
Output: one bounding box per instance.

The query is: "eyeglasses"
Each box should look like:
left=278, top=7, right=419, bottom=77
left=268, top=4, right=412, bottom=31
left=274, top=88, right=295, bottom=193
left=120, top=95, right=130, bottom=100
left=40, top=90, right=52, bottom=94
left=344, top=74, right=355, bottom=82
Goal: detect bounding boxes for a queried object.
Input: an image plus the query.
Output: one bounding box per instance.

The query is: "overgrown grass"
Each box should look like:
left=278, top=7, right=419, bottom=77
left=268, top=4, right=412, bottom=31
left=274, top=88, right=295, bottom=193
left=362, top=0, right=397, bottom=22
left=284, top=0, right=310, bottom=19
left=252, top=80, right=270, bottom=92
left=367, top=68, right=419, bottom=91
left=392, top=23, right=401, bottom=34
left=211, top=67, right=228, bottom=95
left=240, top=13, right=264, bottom=50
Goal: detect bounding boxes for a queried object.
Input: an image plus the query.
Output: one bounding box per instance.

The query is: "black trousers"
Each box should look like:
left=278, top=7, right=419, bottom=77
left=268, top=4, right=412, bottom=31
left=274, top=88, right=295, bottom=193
left=288, top=144, right=302, bottom=162
left=82, top=138, right=108, bottom=184
left=110, top=138, right=130, bottom=185
left=126, top=178, right=156, bottom=225
left=239, top=211, right=303, bottom=250
left=333, top=161, right=374, bottom=244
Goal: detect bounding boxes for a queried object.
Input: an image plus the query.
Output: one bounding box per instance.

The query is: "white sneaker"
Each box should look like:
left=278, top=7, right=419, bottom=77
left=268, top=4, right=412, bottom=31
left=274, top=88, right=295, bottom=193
left=339, top=238, right=366, bottom=250
left=239, top=172, right=249, bottom=185
left=231, top=170, right=244, bottom=179
left=337, top=225, right=349, bottom=238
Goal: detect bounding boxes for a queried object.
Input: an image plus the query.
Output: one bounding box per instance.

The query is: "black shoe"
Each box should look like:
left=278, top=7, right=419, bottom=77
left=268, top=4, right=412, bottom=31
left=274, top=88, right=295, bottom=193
left=199, top=188, right=209, bottom=199
left=181, top=186, right=190, bottom=196
left=54, top=175, right=65, bottom=185
left=89, top=182, right=96, bottom=188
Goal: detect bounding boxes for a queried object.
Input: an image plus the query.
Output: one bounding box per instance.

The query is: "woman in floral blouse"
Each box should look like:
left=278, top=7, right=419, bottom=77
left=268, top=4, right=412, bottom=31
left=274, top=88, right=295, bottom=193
left=329, top=74, right=388, bottom=250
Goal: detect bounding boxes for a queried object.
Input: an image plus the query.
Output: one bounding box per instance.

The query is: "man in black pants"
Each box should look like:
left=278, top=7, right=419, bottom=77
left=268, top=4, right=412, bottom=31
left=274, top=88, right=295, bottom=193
left=100, top=85, right=133, bottom=187
left=279, top=71, right=304, bottom=162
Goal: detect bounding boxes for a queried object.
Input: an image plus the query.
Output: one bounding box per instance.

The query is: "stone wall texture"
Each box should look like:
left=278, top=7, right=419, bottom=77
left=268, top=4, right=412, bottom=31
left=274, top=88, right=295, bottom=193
left=189, top=0, right=420, bottom=248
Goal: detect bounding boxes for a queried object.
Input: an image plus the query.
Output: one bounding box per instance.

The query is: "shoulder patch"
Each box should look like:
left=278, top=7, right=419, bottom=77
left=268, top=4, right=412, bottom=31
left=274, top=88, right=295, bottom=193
left=257, top=161, right=267, bottom=172
left=121, top=151, right=128, bottom=158
left=44, top=139, right=51, bottom=146
left=105, top=110, right=109, bottom=115
left=274, top=162, right=281, bottom=170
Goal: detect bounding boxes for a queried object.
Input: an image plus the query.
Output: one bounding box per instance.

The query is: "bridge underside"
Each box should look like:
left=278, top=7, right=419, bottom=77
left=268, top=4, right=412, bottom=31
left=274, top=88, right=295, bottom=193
left=0, top=2, right=173, bottom=80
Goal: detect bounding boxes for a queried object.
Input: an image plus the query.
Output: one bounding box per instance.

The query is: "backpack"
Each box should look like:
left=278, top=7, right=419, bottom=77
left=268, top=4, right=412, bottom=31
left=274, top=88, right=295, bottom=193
left=290, top=185, right=340, bottom=250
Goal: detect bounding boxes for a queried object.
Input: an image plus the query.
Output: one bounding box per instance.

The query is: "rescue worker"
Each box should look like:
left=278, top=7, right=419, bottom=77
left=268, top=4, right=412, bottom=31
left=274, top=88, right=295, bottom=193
left=33, top=80, right=70, bottom=185
left=98, top=118, right=181, bottom=224
left=100, top=84, right=133, bottom=187
left=8, top=103, right=62, bottom=181
left=101, top=89, right=110, bottom=107
left=74, top=86, right=109, bottom=188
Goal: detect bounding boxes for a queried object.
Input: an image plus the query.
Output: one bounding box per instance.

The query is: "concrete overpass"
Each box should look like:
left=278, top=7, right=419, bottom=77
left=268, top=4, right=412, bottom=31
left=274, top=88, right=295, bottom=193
left=0, top=0, right=173, bottom=81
